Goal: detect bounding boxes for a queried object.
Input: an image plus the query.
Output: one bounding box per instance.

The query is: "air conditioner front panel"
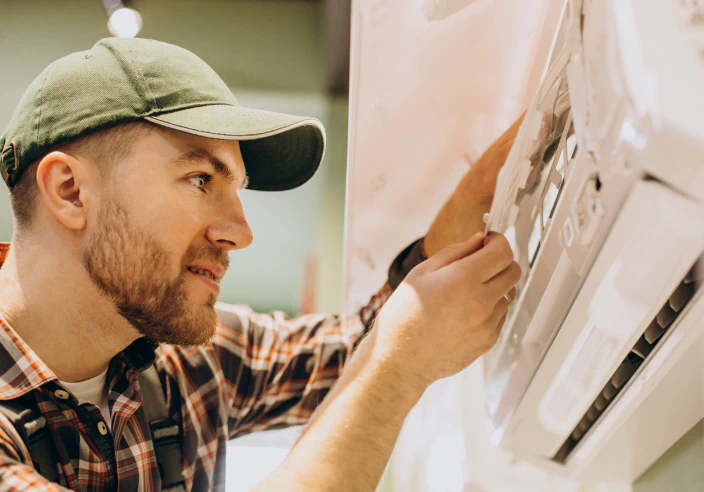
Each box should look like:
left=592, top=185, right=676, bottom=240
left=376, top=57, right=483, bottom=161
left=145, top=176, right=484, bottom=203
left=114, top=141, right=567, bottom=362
left=485, top=146, right=598, bottom=436
left=483, top=74, right=643, bottom=441
left=500, top=179, right=704, bottom=459
left=569, top=293, right=704, bottom=481
left=482, top=0, right=704, bottom=481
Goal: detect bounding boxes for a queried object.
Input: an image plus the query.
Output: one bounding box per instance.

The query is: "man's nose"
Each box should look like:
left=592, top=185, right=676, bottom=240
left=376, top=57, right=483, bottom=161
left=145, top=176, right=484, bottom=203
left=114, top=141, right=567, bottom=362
left=205, top=193, right=253, bottom=251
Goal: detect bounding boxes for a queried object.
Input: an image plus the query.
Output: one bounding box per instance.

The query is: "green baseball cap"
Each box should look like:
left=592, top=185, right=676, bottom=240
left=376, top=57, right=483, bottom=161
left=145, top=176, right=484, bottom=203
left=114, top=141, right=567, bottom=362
left=0, top=37, right=326, bottom=191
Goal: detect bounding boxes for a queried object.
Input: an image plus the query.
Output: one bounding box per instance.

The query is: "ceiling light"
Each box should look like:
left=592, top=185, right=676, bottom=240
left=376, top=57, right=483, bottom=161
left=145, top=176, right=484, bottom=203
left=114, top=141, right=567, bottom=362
left=108, top=7, right=143, bottom=38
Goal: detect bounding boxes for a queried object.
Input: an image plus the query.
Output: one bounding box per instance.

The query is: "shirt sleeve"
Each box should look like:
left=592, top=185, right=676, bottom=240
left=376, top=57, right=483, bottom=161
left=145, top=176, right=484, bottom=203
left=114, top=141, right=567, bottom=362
left=0, top=415, right=71, bottom=491
left=212, top=282, right=391, bottom=438
left=212, top=238, right=427, bottom=438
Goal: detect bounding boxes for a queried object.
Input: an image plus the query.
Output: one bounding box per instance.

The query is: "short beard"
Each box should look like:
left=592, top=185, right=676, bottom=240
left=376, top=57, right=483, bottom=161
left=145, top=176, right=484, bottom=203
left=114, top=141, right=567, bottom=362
left=83, top=197, right=227, bottom=346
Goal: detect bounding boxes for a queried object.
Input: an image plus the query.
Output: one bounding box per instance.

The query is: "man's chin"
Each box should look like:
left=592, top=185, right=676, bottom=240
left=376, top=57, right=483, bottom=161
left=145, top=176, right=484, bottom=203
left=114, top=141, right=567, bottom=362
left=177, top=304, right=218, bottom=346
left=178, top=325, right=217, bottom=347
left=155, top=322, right=217, bottom=347
left=136, top=303, right=218, bottom=347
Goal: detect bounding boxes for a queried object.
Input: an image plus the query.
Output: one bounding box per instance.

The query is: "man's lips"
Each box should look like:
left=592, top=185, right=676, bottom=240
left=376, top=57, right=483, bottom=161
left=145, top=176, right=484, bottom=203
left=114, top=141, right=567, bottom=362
left=187, top=268, right=222, bottom=294
left=186, top=263, right=225, bottom=283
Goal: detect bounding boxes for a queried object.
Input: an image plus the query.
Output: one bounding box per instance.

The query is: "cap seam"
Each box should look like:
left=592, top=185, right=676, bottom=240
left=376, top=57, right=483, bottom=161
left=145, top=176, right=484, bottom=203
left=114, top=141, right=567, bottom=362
left=118, top=45, right=159, bottom=112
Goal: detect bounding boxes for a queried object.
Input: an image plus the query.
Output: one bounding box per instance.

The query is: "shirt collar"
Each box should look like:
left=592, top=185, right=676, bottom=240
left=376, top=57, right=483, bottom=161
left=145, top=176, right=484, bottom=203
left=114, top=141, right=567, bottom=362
left=0, top=242, right=159, bottom=399
left=0, top=243, right=9, bottom=265
left=0, top=313, right=58, bottom=399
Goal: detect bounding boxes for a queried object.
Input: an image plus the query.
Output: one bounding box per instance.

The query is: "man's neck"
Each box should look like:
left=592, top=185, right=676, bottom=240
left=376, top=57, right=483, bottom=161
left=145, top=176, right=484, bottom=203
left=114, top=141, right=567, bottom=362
left=0, top=244, right=141, bottom=382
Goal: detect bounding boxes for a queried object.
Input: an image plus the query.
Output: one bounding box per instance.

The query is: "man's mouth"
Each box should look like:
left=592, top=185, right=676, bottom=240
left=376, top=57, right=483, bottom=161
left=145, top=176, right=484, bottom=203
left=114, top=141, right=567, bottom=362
left=187, top=266, right=221, bottom=284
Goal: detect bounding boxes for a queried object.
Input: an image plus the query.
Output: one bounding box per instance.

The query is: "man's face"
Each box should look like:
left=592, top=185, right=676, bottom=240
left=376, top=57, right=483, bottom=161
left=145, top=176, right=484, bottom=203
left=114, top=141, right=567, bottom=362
left=82, top=126, right=253, bottom=346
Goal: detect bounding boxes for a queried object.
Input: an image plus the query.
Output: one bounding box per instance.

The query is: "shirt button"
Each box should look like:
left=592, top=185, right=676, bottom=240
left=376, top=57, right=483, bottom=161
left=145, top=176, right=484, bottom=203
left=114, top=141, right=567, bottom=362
left=97, top=422, right=108, bottom=436
left=54, top=389, right=70, bottom=400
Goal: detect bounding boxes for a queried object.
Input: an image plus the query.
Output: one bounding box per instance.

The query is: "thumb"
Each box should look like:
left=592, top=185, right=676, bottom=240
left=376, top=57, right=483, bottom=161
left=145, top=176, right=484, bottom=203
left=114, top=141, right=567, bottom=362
left=420, top=232, right=484, bottom=273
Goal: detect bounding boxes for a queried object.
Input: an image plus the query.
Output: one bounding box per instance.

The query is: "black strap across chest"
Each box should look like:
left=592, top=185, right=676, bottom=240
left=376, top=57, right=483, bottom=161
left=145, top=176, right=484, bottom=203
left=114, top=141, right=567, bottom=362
left=0, top=365, right=185, bottom=491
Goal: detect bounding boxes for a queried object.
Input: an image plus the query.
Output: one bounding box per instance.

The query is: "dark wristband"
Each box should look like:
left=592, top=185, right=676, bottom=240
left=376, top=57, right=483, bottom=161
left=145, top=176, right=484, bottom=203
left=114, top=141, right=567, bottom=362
left=388, top=238, right=428, bottom=290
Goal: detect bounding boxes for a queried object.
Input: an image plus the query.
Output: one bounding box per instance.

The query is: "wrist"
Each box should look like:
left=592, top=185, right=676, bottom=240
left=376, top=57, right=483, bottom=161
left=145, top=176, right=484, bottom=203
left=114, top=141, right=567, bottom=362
left=356, top=329, right=428, bottom=410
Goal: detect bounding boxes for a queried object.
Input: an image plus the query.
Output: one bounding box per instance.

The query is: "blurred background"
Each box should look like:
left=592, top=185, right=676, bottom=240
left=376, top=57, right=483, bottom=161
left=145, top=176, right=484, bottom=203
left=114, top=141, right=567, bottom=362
left=0, top=1, right=355, bottom=490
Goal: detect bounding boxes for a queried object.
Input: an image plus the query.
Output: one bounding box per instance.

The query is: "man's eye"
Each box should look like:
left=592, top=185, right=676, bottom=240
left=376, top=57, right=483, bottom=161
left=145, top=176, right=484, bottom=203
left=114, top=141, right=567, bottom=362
left=188, top=174, right=211, bottom=190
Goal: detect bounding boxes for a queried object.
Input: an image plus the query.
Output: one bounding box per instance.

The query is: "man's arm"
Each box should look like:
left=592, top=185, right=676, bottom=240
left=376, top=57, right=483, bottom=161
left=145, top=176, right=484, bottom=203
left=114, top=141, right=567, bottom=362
left=206, top=115, right=524, bottom=439
left=255, top=327, right=421, bottom=491
left=257, top=232, right=521, bottom=491
left=424, top=114, right=524, bottom=257
left=209, top=282, right=392, bottom=438
left=197, top=227, right=423, bottom=439
left=251, top=118, right=525, bottom=488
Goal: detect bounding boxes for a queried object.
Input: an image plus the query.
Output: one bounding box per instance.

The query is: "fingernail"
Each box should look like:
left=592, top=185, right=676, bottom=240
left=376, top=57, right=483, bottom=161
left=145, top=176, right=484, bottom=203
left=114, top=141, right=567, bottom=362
left=471, top=231, right=484, bottom=241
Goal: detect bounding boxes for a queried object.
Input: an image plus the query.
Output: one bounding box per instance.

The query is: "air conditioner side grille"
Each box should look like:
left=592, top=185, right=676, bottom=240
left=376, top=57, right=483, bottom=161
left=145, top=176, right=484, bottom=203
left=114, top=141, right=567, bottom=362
left=552, top=263, right=699, bottom=464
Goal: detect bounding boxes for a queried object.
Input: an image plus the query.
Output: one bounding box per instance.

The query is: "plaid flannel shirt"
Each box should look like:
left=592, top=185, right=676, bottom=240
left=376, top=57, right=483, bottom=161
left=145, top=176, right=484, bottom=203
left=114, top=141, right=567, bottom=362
left=0, top=239, right=425, bottom=491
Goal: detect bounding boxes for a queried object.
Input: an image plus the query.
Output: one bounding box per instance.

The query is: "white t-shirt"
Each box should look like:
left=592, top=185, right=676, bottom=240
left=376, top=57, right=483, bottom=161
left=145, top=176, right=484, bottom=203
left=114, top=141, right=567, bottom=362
left=61, top=368, right=111, bottom=430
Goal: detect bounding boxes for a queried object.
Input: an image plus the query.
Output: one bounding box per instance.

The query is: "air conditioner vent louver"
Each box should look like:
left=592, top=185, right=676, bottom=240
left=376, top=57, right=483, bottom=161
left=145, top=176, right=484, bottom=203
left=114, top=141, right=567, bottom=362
left=552, top=263, right=700, bottom=464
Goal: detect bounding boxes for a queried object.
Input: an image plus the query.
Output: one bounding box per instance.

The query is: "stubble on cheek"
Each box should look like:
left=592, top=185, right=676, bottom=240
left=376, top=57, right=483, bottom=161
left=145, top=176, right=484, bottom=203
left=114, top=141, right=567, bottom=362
left=82, top=197, right=221, bottom=346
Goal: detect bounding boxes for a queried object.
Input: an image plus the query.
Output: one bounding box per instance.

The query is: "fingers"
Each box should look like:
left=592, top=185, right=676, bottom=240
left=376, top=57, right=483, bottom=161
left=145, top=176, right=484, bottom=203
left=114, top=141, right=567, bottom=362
left=484, top=261, right=522, bottom=303
left=489, top=288, right=513, bottom=323
left=484, top=284, right=516, bottom=336
left=495, top=313, right=509, bottom=336
left=420, top=232, right=484, bottom=273
left=457, top=232, right=514, bottom=283
left=481, top=297, right=512, bottom=349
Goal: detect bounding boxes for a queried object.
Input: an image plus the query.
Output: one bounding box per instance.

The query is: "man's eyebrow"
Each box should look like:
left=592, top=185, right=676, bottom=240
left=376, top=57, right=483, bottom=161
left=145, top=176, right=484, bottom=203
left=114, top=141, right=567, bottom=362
left=172, top=148, right=249, bottom=189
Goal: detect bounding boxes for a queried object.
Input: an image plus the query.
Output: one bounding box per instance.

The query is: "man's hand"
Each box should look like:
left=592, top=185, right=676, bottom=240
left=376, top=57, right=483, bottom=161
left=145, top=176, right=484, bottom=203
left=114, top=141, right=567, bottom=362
left=375, top=231, right=520, bottom=387
left=255, top=232, right=519, bottom=492
left=424, top=114, right=524, bottom=257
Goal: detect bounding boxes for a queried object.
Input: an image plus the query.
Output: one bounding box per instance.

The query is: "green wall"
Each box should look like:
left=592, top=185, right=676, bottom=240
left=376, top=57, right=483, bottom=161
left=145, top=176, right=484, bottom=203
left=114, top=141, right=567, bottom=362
left=315, top=97, right=349, bottom=313
left=632, top=419, right=704, bottom=492
left=584, top=419, right=704, bottom=492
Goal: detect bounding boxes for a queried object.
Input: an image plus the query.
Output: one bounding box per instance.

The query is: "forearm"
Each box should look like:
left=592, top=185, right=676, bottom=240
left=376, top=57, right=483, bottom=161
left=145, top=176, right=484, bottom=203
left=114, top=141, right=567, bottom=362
left=253, top=330, right=424, bottom=492
left=424, top=172, right=492, bottom=257
left=255, top=231, right=521, bottom=491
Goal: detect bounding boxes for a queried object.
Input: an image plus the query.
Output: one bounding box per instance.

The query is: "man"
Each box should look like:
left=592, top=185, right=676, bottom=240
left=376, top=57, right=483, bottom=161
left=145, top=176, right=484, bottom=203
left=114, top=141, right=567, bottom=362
left=0, top=38, right=521, bottom=491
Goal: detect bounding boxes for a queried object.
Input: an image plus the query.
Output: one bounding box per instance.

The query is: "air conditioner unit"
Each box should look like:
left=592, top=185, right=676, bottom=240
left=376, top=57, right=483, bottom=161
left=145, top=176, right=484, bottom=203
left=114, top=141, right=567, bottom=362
left=483, top=0, right=704, bottom=482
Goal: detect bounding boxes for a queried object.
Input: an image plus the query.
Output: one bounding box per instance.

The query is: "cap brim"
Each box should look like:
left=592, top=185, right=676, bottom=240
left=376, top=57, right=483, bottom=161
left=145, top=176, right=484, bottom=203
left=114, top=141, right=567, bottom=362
left=145, top=104, right=325, bottom=191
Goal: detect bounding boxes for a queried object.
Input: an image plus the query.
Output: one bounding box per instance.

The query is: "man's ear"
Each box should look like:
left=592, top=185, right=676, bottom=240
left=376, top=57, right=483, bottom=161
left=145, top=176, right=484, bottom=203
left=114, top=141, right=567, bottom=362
left=35, top=151, right=90, bottom=231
